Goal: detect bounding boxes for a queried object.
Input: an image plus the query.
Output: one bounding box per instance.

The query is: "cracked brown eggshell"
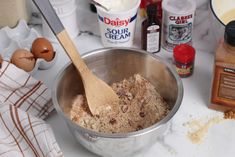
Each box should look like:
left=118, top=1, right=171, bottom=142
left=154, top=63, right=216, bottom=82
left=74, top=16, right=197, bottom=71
left=11, top=49, right=36, bottom=72
left=31, top=38, right=55, bottom=62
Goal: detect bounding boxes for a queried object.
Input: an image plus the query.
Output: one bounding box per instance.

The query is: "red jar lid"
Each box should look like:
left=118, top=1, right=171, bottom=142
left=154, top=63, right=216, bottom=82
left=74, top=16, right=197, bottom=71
left=173, top=44, right=195, bottom=63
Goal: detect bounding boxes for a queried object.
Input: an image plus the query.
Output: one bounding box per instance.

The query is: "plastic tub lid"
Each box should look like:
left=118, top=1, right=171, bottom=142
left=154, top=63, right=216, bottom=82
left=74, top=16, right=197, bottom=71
left=173, top=44, right=196, bottom=63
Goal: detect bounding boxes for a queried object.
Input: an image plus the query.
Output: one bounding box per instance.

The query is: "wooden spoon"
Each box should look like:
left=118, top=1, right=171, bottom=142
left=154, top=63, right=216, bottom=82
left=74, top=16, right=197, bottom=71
left=32, top=0, right=119, bottom=115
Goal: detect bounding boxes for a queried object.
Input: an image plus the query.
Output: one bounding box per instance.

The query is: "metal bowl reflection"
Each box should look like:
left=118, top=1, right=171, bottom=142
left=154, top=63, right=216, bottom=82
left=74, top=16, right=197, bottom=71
left=52, top=48, right=183, bottom=157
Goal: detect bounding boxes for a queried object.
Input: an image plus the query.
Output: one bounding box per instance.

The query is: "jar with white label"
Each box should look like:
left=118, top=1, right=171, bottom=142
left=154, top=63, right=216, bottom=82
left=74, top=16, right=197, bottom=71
left=141, top=4, right=161, bottom=53
left=162, top=0, right=196, bottom=52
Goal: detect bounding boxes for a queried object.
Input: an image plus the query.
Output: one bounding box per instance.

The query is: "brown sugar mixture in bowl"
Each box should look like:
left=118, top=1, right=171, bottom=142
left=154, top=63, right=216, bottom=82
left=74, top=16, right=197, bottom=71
left=70, top=74, right=170, bottom=133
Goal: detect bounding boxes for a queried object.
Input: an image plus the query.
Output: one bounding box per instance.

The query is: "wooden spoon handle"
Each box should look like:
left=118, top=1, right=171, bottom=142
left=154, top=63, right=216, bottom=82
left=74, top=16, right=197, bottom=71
left=57, top=30, right=89, bottom=74
left=32, top=0, right=88, bottom=74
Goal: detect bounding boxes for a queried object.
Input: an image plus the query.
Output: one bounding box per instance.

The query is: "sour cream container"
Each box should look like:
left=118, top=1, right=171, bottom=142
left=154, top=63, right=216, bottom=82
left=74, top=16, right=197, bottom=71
left=96, top=0, right=141, bottom=47
left=162, top=0, right=196, bottom=52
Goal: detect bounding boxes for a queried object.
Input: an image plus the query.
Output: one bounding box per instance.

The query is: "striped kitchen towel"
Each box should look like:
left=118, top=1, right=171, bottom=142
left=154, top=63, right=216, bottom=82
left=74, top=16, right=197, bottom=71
left=0, top=61, right=63, bottom=157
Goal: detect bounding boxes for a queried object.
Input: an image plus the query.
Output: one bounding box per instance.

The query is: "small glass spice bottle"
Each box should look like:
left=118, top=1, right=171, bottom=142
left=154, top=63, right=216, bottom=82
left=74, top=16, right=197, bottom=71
left=141, top=3, right=161, bottom=53
left=173, top=44, right=196, bottom=78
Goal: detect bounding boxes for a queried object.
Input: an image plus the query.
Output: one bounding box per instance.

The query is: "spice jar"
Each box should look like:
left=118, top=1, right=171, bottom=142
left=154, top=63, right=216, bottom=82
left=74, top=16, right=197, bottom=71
left=162, top=0, right=196, bottom=52
left=173, top=44, right=195, bottom=77
left=210, top=20, right=235, bottom=111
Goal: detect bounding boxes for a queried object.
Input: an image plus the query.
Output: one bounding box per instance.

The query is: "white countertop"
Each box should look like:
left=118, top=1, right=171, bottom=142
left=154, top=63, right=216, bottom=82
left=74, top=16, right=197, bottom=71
left=33, top=1, right=235, bottom=157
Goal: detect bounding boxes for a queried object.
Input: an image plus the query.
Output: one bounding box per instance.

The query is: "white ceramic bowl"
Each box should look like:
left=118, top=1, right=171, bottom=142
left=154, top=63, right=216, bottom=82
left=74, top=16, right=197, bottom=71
left=209, top=0, right=235, bottom=42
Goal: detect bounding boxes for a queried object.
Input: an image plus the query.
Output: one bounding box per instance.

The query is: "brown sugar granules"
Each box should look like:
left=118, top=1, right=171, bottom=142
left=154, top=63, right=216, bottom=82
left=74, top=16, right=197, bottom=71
left=224, top=110, right=235, bottom=119
left=185, top=116, right=223, bottom=144
left=185, top=111, right=235, bottom=144
left=70, top=74, right=170, bottom=134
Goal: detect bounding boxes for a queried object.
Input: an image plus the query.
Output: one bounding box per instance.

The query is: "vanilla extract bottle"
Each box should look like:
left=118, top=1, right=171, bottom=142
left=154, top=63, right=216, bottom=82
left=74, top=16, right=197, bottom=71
left=141, top=4, right=161, bottom=53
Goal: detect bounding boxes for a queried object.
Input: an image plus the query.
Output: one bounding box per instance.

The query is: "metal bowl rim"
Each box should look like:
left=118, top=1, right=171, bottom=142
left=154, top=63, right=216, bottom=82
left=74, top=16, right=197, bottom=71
left=52, top=47, right=183, bottom=138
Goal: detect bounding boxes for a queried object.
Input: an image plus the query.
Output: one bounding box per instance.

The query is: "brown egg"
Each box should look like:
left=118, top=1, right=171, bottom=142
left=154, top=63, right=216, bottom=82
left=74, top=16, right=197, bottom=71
left=0, top=55, right=3, bottom=68
left=11, top=49, right=36, bottom=72
left=31, top=38, right=55, bottom=62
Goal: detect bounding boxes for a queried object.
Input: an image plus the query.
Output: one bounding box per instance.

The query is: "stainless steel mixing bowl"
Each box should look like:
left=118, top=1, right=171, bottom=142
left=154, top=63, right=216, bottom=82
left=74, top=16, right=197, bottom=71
left=52, top=48, right=183, bottom=157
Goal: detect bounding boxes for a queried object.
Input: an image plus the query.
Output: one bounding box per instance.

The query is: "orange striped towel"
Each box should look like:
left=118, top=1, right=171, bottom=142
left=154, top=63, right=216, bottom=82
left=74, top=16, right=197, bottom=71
left=0, top=61, right=63, bottom=157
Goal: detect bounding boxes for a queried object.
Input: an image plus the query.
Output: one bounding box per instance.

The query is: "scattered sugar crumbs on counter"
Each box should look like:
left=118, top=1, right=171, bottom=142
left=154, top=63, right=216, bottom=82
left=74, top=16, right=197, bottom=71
left=224, top=110, right=235, bottom=119
left=184, top=116, right=224, bottom=144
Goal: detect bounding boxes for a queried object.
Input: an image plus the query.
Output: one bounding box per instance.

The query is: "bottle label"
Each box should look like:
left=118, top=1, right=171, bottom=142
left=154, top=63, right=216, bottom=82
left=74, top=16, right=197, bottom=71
left=147, top=25, right=160, bottom=53
left=218, top=69, right=235, bottom=100
left=211, top=65, right=235, bottom=107
left=97, top=13, right=138, bottom=47
left=162, top=12, right=194, bottom=52
left=175, top=62, right=193, bottom=77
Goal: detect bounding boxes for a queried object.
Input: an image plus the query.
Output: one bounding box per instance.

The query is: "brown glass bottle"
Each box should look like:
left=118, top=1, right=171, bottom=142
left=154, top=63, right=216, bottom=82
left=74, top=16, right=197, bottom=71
left=210, top=20, right=235, bottom=111
left=141, top=4, right=161, bottom=53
